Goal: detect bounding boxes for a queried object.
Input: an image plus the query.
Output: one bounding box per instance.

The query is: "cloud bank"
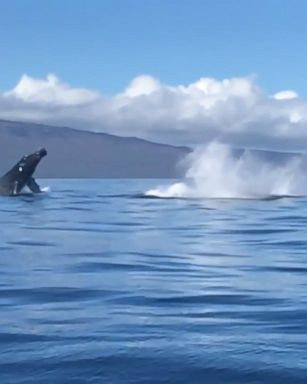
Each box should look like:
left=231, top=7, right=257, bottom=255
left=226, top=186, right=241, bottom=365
left=1, top=73, right=307, bottom=150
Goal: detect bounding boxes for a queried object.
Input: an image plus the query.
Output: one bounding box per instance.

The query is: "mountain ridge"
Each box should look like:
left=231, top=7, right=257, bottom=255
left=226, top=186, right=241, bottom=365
left=0, top=119, right=190, bottom=178
left=0, top=119, right=304, bottom=179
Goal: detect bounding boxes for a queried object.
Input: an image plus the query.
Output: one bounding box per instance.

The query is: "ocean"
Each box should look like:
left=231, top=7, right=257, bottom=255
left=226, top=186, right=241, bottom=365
left=0, top=178, right=307, bottom=384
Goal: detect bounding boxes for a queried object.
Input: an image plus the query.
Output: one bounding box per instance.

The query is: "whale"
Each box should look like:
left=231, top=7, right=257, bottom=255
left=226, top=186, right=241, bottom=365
left=0, top=148, right=47, bottom=196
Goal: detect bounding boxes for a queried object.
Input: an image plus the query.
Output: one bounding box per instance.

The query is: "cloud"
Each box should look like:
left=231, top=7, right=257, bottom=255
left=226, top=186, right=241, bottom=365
left=120, top=75, right=161, bottom=98
left=273, top=90, right=298, bottom=100
left=1, top=73, right=307, bottom=150
left=5, top=74, right=100, bottom=105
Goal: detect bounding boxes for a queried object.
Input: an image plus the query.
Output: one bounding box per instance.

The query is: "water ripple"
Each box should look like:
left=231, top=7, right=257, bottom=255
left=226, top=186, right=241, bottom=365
left=0, top=179, right=306, bottom=384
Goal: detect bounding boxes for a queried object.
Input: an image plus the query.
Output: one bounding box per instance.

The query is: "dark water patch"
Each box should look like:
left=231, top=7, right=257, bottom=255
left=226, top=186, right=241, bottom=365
left=69, top=199, right=106, bottom=205
left=31, top=318, right=89, bottom=326
left=254, top=265, right=307, bottom=274
left=268, top=214, right=307, bottom=222
left=137, top=193, right=304, bottom=201
left=63, top=251, right=122, bottom=259
left=110, top=293, right=285, bottom=308
left=152, top=293, right=284, bottom=306
left=107, top=221, right=148, bottom=227
left=68, top=261, right=211, bottom=277
left=69, top=261, right=163, bottom=273
left=222, top=228, right=296, bottom=235
left=0, top=287, right=104, bottom=304
left=64, top=206, right=94, bottom=212
left=20, top=226, right=107, bottom=234
left=135, top=193, right=178, bottom=199
left=0, top=354, right=306, bottom=384
left=0, top=246, right=14, bottom=251
left=125, top=250, right=188, bottom=262
left=190, top=250, right=247, bottom=259
left=0, top=332, right=59, bottom=344
left=0, top=208, right=18, bottom=213
left=96, top=193, right=132, bottom=199
left=7, top=240, right=57, bottom=247
left=261, top=194, right=304, bottom=200
left=265, top=240, right=307, bottom=248
left=170, top=308, right=302, bottom=321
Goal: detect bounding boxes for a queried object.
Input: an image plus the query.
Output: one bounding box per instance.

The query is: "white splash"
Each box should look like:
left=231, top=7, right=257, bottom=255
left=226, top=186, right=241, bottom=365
left=41, top=186, right=51, bottom=193
left=145, top=142, right=307, bottom=199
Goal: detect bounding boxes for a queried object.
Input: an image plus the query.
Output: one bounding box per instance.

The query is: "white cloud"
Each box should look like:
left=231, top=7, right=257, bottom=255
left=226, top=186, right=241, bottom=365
left=273, top=90, right=298, bottom=100
left=5, top=74, right=100, bottom=105
left=1, top=73, right=307, bottom=150
left=120, top=75, right=161, bottom=98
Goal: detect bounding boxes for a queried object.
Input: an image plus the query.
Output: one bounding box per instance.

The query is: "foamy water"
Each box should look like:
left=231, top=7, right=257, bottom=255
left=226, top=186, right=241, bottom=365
left=146, top=142, right=307, bottom=199
left=41, top=186, right=51, bottom=193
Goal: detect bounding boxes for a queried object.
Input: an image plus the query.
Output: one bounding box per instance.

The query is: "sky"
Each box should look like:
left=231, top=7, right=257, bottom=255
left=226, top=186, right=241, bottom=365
left=0, top=0, right=307, bottom=150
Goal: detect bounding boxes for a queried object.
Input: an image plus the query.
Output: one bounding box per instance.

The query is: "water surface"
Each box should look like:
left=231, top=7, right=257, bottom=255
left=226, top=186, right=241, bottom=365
left=0, top=179, right=306, bottom=384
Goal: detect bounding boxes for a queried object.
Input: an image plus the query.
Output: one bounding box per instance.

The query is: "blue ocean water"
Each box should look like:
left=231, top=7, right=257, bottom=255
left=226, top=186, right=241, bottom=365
left=0, top=179, right=307, bottom=384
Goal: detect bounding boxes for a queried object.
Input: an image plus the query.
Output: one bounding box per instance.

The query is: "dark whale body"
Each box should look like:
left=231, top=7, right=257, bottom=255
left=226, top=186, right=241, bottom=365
left=0, top=148, right=47, bottom=196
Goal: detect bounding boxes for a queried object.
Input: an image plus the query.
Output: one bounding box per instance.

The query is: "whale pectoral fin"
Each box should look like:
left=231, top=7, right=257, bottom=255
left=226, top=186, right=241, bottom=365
left=26, top=177, right=41, bottom=193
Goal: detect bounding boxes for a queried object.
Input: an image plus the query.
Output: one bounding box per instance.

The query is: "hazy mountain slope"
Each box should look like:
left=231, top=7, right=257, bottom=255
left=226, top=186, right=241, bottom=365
left=0, top=120, right=190, bottom=178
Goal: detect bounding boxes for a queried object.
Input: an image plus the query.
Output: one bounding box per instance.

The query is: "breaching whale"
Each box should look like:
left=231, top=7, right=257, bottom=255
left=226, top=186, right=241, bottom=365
left=0, top=148, right=47, bottom=196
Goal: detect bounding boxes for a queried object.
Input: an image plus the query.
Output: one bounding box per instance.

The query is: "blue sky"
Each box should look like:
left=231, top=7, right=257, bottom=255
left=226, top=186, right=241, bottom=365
left=0, top=0, right=306, bottom=95
left=1, top=0, right=307, bottom=150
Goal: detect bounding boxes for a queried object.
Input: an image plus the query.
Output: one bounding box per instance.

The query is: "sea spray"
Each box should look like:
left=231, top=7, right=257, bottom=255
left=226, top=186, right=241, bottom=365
left=145, top=142, right=307, bottom=198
